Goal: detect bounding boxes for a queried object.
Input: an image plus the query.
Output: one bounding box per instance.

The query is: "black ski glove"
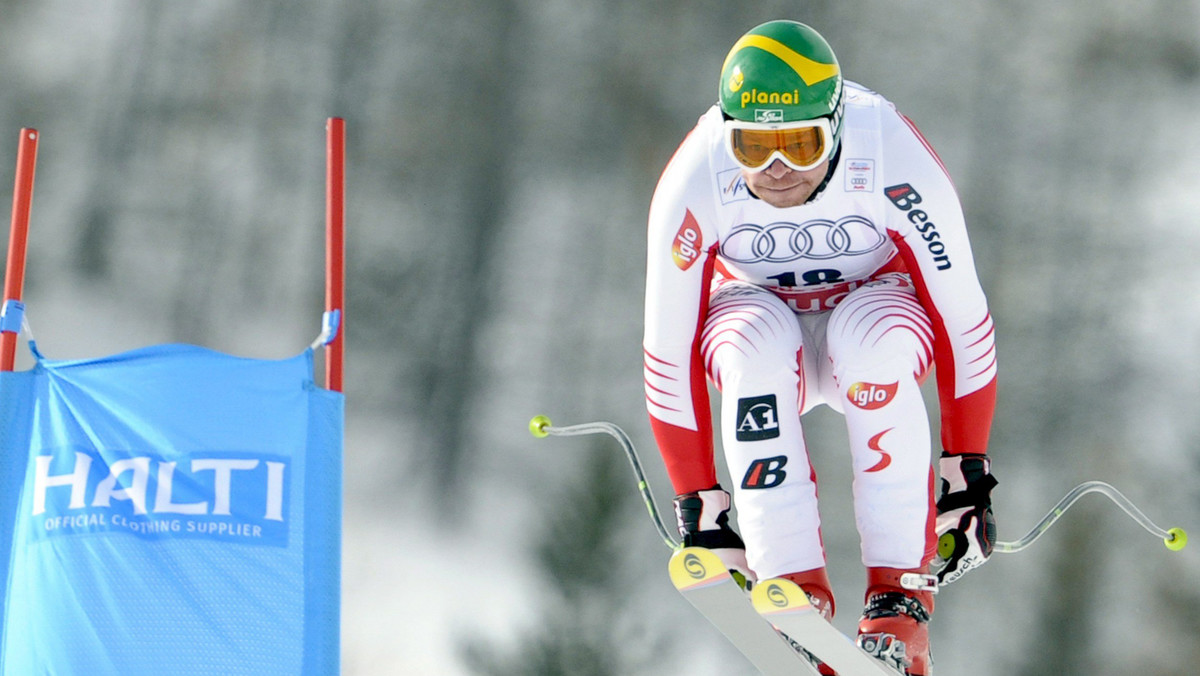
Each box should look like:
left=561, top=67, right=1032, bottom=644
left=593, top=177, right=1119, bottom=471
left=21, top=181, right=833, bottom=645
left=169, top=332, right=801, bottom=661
left=932, top=453, right=998, bottom=585
left=673, top=485, right=756, bottom=589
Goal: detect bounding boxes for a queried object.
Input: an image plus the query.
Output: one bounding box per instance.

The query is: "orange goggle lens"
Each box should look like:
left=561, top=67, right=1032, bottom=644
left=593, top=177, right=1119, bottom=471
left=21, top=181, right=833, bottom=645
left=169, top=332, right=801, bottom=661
left=728, top=125, right=827, bottom=171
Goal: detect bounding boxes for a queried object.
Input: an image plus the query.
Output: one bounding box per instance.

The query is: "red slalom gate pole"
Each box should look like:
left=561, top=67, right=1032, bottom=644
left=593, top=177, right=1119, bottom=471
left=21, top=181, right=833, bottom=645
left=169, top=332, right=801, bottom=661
left=1, top=128, right=39, bottom=372
left=325, top=118, right=345, bottom=393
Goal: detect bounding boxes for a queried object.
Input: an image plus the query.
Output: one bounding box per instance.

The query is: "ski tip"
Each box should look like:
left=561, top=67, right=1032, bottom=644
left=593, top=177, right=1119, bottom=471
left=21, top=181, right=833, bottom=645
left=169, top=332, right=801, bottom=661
left=669, top=547, right=733, bottom=590
left=1165, top=527, right=1188, bottom=551
left=751, top=578, right=813, bottom=616
left=528, top=415, right=552, bottom=438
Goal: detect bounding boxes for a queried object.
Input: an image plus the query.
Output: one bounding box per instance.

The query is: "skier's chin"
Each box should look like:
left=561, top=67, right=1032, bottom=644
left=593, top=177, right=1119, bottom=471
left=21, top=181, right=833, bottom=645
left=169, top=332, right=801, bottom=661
left=753, top=182, right=816, bottom=208
left=743, top=162, right=827, bottom=208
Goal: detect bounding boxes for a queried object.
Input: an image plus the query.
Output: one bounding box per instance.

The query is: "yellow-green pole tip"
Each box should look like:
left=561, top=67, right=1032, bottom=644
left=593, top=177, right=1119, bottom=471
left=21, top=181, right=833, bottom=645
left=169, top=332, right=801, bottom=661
left=1165, top=527, right=1188, bottom=552
left=529, top=415, right=552, bottom=438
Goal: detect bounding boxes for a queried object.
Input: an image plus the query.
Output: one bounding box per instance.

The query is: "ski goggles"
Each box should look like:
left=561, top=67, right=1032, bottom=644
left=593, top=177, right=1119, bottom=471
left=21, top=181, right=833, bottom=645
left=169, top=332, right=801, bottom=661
left=724, top=117, right=834, bottom=173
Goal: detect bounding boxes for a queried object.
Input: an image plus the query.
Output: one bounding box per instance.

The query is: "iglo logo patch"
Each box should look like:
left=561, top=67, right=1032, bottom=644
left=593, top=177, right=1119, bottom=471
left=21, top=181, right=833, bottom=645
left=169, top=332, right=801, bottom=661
left=846, top=381, right=898, bottom=410
left=672, top=209, right=703, bottom=271
left=735, top=394, right=780, bottom=441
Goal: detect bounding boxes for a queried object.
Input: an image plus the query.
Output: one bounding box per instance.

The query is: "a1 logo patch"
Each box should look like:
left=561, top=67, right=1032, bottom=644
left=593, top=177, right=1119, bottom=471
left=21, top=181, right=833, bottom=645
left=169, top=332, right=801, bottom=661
left=736, top=394, right=780, bottom=441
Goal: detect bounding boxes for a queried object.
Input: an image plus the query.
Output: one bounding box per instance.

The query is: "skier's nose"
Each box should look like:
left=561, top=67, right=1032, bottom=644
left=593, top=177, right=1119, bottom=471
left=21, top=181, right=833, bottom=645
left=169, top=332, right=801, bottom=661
left=764, top=159, right=791, bottom=178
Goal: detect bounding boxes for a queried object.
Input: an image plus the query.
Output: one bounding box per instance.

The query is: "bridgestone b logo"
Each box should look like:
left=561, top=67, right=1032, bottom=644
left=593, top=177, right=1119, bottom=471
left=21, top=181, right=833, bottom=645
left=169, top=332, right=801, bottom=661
left=742, top=456, right=788, bottom=489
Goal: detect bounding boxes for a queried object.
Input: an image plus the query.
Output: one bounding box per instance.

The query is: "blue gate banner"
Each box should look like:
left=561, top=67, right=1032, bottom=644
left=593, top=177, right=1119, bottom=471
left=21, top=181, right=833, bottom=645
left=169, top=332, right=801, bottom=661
left=0, top=343, right=343, bottom=675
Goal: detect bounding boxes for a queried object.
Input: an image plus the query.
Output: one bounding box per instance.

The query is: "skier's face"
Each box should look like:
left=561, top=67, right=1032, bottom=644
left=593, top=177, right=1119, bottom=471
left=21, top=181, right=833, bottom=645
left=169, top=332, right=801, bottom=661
left=741, top=158, right=829, bottom=208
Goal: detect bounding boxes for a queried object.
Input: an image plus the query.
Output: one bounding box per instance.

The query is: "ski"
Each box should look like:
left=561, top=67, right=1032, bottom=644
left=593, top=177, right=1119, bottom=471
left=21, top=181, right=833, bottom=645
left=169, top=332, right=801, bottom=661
left=751, top=578, right=904, bottom=676
left=669, top=547, right=821, bottom=675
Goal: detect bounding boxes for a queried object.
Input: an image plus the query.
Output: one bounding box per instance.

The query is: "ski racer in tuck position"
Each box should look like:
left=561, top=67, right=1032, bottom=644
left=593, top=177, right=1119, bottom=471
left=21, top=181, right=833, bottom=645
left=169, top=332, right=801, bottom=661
left=642, top=20, right=999, bottom=675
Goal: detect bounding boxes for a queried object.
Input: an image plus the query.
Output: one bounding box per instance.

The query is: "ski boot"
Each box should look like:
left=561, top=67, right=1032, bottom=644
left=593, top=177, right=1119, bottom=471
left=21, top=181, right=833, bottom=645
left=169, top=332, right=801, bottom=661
left=780, top=568, right=837, bottom=676
left=856, top=567, right=935, bottom=675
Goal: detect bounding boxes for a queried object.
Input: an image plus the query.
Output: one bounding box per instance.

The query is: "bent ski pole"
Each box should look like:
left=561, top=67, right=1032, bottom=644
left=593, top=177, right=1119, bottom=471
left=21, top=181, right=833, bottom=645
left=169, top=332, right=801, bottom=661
left=530, top=415, right=679, bottom=550
left=530, top=417, right=1189, bottom=557
left=994, top=480, right=1187, bottom=554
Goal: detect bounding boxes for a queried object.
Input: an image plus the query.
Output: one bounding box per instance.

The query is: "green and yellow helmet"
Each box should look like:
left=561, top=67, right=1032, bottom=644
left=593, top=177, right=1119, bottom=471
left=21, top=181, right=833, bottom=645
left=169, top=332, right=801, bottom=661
left=718, top=21, right=844, bottom=148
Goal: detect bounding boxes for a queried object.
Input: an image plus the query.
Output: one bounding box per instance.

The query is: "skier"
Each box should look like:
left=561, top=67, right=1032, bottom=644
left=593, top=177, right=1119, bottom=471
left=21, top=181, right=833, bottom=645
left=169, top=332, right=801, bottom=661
left=642, top=20, right=998, bottom=675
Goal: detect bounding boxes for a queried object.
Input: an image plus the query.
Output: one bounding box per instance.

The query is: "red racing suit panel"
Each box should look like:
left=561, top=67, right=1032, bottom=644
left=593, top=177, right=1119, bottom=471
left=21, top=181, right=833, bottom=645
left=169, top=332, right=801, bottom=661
left=643, top=124, right=722, bottom=493
left=878, top=112, right=997, bottom=456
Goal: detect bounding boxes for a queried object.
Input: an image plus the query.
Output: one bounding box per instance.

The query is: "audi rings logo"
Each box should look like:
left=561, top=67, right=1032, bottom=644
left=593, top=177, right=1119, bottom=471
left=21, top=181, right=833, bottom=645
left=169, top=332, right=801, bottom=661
left=720, top=216, right=885, bottom=264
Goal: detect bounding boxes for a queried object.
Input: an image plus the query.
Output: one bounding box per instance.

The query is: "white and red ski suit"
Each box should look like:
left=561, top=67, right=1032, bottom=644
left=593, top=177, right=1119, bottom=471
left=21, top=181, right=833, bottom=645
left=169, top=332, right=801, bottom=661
left=643, top=82, right=996, bottom=578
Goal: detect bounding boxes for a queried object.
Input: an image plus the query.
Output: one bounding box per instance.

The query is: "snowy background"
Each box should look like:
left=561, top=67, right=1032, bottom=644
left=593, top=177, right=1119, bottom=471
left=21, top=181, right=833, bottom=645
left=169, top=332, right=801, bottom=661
left=1, top=2, right=1198, bottom=675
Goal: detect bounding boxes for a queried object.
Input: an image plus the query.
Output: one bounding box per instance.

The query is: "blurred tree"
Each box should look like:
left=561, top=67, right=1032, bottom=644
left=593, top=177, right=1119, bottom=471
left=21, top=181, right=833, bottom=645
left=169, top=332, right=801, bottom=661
left=73, top=3, right=160, bottom=281
left=460, top=441, right=667, bottom=676
left=408, top=0, right=522, bottom=507
left=1013, top=503, right=1105, bottom=676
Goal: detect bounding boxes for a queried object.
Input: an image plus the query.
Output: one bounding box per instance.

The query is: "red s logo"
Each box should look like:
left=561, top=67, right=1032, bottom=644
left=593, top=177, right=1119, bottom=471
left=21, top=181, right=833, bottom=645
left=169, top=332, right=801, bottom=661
left=865, top=428, right=893, bottom=473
